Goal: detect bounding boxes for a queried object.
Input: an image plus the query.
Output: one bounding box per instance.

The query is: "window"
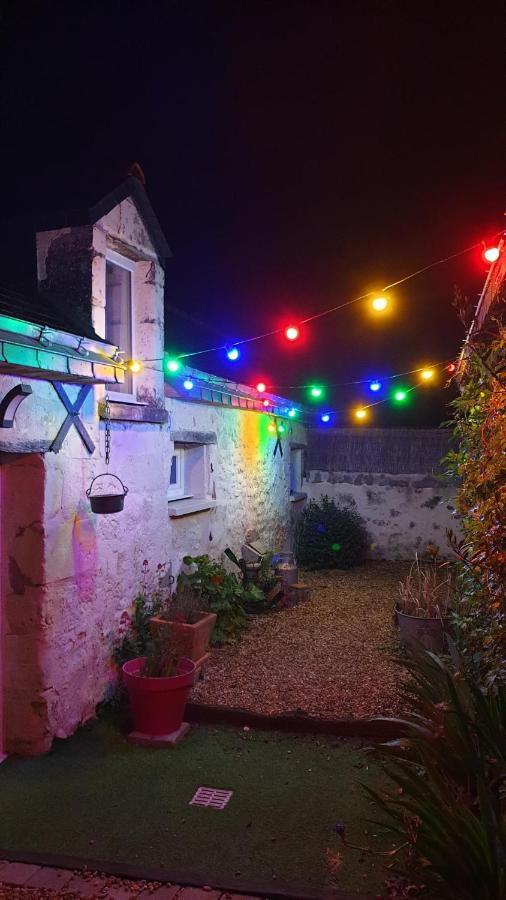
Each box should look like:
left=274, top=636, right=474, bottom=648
left=168, top=443, right=206, bottom=500
left=105, top=258, right=133, bottom=395
left=290, top=447, right=304, bottom=495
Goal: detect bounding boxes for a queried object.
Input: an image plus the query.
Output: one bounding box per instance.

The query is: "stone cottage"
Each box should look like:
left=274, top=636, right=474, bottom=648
left=0, top=174, right=307, bottom=757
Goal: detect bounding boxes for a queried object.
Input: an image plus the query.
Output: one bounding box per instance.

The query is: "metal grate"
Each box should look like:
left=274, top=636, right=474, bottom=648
left=190, top=787, right=233, bottom=809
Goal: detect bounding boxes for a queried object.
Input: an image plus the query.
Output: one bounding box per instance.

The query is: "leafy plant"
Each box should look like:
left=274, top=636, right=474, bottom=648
left=224, top=547, right=281, bottom=613
left=139, top=634, right=181, bottom=678
left=398, top=547, right=455, bottom=619
left=366, top=646, right=506, bottom=899
left=295, top=495, right=369, bottom=570
left=177, top=555, right=247, bottom=644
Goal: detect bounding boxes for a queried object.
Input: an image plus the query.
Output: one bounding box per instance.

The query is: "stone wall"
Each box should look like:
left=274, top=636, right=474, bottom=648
left=305, top=428, right=459, bottom=560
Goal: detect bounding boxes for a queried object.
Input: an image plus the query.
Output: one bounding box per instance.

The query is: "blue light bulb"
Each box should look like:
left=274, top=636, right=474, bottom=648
left=369, top=380, right=382, bottom=392
left=321, top=413, right=331, bottom=423
left=183, top=379, right=194, bottom=390
left=226, top=346, right=240, bottom=361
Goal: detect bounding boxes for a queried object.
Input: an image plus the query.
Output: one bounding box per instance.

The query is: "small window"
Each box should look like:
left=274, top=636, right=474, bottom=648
left=290, top=448, right=304, bottom=494
left=168, top=443, right=206, bottom=500
left=105, top=260, right=133, bottom=394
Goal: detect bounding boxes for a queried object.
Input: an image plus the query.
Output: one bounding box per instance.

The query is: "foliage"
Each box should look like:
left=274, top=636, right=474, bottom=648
left=397, top=546, right=454, bottom=619
left=295, top=495, right=369, bottom=570
left=112, top=560, right=169, bottom=668
left=224, top=547, right=281, bottom=613
left=366, top=646, right=506, bottom=899
left=442, top=325, right=506, bottom=686
left=161, top=581, right=207, bottom=624
left=178, top=554, right=247, bottom=644
left=139, top=633, right=181, bottom=678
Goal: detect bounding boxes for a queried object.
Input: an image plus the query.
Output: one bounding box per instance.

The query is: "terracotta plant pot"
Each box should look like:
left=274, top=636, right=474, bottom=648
left=122, top=656, right=195, bottom=736
left=150, top=611, right=217, bottom=667
left=396, top=605, right=451, bottom=653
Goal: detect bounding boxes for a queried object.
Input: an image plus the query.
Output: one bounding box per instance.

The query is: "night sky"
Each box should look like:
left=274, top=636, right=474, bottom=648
left=1, top=1, right=504, bottom=426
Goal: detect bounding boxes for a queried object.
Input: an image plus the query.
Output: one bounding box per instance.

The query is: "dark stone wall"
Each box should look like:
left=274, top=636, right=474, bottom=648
left=38, top=226, right=95, bottom=338
left=306, top=427, right=454, bottom=475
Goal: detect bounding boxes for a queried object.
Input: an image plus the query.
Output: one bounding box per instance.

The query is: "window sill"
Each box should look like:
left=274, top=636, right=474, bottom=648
left=168, top=497, right=217, bottom=518
left=290, top=491, right=307, bottom=503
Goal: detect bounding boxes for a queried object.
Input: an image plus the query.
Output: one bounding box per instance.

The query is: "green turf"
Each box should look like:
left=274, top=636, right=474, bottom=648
left=0, top=718, right=395, bottom=895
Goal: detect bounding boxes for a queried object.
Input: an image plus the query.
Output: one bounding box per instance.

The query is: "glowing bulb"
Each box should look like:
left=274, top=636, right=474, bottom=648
left=263, top=399, right=270, bottom=407
left=288, top=408, right=297, bottom=418
left=394, top=389, right=407, bottom=402
left=268, top=422, right=276, bottom=434
left=446, top=363, right=456, bottom=374
left=310, top=385, right=323, bottom=398
left=420, top=368, right=435, bottom=381
left=127, top=359, right=142, bottom=374
left=256, top=382, right=266, bottom=393
left=167, top=359, right=180, bottom=373
left=285, top=325, right=299, bottom=341
left=483, top=246, right=500, bottom=263
left=355, top=408, right=367, bottom=420
left=369, top=380, right=382, bottom=392
left=278, top=423, right=286, bottom=433
left=226, top=346, right=240, bottom=361
left=183, top=378, right=194, bottom=390
left=321, top=414, right=330, bottom=423
left=371, top=295, right=388, bottom=311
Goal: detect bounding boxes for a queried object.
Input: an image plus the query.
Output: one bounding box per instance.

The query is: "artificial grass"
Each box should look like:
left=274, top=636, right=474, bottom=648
left=0, top=717, right=395, bottom=895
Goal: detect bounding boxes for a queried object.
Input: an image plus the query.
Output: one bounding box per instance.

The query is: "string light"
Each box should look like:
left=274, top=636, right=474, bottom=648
left=420, top=367, right=435, bottom=381
left=288, top=408, right=297, bottom=418
left=166, top=358, right=181, bottom=373
left=277, top=423, right=286, bottom=433
left=371, top=295, right=389, bottom=312
left=355, top=408, right=367, bottom=421
left=263, top=399, right=270, bottom=407
left=268, top=421, right=276, bottom=434
left=483, top=246, right=500, bottom=264
left=393, top=388, right=408, bottom=403
left=127, top=359, right=142, bottom=373
left=226, top=346, right=240, bottom=361
left=256, top=382, right=266, bottom=393
left=446, top=362, right=456, bottom=374
left=320, top=413, right=331, bottom=423
left=183, top=378, right=194, bottom=390
left=369, top=380, right=382, bottom=392
left=309, top=385, right=323, bottom=399
left=285, top=325, right=299, bottom=341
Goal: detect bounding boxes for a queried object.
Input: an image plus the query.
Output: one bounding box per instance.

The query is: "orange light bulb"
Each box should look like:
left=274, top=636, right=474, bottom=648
left=371, top=295, right=388, bottom=312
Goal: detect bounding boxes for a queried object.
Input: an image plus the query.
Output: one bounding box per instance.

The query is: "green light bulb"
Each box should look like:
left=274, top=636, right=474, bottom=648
left=167, top=358, right=180, bottom=373
left=310, top=386, right=323, bottom=398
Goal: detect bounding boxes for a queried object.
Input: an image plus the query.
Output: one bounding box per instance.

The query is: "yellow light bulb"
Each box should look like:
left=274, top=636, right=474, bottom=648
left=127, top=359, right=142, bottom=373
left=420, top=368, right=435, bottom=381
left=371, top=295, right=388, bottom=312
left=355, top=408, right=367, bottom=420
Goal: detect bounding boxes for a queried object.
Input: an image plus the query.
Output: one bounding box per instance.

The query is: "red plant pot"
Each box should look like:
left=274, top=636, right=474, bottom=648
left=122, top=657, right=196, bottom=736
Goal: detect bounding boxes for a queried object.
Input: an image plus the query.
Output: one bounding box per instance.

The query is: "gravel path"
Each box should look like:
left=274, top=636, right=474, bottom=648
left=192, top=562, right=409, bottom=719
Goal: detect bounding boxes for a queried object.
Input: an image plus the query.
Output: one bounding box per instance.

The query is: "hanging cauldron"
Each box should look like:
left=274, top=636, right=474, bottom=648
left=86, top=473, right=129, bottom=514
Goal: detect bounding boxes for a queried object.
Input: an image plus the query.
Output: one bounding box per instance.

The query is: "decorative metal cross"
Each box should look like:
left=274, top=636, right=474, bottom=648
left=50, top=382, right=95, bottom=453
left=273, top=433, right=283, bottom=457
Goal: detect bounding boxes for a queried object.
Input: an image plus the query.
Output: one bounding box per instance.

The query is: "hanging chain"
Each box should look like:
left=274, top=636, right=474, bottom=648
left=104, top=392, right=111, bottom=468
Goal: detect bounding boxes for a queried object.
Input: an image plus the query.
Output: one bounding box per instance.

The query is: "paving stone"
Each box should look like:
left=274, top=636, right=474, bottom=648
left=0, top=862, right=41, bottom=885
left=26, top=866, right=74, bottom=889
left=64, top=874, right=108, bottom=897
left=138, top=887, right=181, bottom=900
left=176, top=890, right=221, bottom=900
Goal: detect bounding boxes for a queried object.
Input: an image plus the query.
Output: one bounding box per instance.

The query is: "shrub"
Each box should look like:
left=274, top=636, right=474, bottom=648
left=367, top=646, right=506, bottom=899
left=295, top=496, right=369, bottom=569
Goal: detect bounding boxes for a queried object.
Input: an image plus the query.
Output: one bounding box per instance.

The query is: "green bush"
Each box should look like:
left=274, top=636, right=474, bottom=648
left=367, top=646, right=506, bottom=899
left=295, top=496, right=369, bottom=569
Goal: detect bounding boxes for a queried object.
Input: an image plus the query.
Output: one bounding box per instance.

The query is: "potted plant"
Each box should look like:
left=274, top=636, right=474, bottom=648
left=122, top=635, right=196, bottom=745
left=176, top=555, right=247, bottom=645
left=396, top=546, right=454, bottom=652
left=150, top=582, right=217, bottom=669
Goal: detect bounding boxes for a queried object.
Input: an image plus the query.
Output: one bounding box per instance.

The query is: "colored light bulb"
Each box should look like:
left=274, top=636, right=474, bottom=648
left=483, top=246, right=500, bottom=263
left=355, top=408, right=367, bottom=420
left=263, top=399, right=270, bottom=407
left=369, top=380, right=382, bottom=392
left=371, top=295, right=388, bottom=311
left=183, top=378, right=194, bottom=390
left=127, top=359, right=142, bottom=373
left=285, top=325, right=299, bottom=341
left=256, top=382, right=266, bottom=393
left=226, top=346, right=240, bottom=361
left=288, top=408, right=297, bottom=418
left=268, top=422, right=276, bottom=433
left=321, top=414, right=330, bottom=423
left=394, top=389, right=407, bottom=402
left=420, top=368, right=435, bottom=381
left=278, top=423, right=286, bottom=433
left=310, top=386, right=323, bottom=398
left=446, top=362, right=456, bottom=374
left=167, top=359, right=180, bottom=373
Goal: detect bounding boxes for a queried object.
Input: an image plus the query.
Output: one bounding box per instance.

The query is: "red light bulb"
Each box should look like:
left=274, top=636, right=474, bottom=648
left=263, top=399, right=270, bottom=407
left=483, top=246, right=500, bottom=264
left=256, top=382, right=266, bottom=393
left=285, top=325, right=299, bottom=341
left=446, top=363, right=456, bottom=374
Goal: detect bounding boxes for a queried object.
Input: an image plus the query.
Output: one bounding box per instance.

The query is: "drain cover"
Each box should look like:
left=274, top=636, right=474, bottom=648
left=190, top=787, right=233, bottom=809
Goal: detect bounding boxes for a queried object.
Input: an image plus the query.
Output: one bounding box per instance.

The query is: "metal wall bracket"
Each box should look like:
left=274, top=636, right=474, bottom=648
left=0, top=384, right=32, bottom=428
left=50, top=382, right=95, bottom=454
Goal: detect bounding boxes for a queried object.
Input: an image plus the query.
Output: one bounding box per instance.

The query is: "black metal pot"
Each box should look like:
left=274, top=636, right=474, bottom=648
left=86, top=473, right=128, bottom=514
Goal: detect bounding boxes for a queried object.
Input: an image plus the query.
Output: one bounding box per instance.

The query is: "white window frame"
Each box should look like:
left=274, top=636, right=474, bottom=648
left=105, top=249, right=137, bottom=403
left=290, top=447, right=304, bottom=495
left=168, top=447, right=189, bottom=500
